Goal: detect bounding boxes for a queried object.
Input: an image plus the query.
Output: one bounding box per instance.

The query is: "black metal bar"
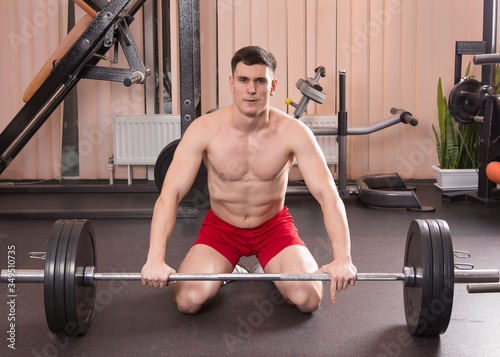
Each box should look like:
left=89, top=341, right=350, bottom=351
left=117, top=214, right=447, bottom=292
left=116, top=20, right=147, bottom=71
left=337, top=71, right=348, bottom=198
left=477, top=96, right=498, bottom=200
left=78, top=67, right=138, bottom=82
left=454, top=41, right=486, bottom=84
left=178, top=0, right=201, bottom=136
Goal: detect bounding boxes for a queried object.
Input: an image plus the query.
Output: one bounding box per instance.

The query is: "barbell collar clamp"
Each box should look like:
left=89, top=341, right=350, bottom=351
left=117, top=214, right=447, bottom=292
left=29, top=252, right=47, bottom=261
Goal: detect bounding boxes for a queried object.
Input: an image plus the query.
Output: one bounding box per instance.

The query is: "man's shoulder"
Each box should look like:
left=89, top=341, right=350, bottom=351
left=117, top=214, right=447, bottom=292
left=270, top=107, right=309, bottom=132
left=186, top=107, right=230, bottom=134
left=269, top=106, right=292, bottom=119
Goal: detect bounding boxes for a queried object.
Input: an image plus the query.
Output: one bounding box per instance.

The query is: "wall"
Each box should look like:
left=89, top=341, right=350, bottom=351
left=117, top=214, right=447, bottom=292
left=0, top=0, right=497, bottom=180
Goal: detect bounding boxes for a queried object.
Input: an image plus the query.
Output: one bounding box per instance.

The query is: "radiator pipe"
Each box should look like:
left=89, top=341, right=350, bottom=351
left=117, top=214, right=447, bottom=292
left=108, top=152, right=114, bottom=185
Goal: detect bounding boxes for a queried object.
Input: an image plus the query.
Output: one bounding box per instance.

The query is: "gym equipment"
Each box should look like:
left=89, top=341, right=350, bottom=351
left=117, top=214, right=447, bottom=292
left=286, top=66, right=327, bottom=119
left=286, top=69, right=434, bottom=211
left=467, top=282, right=500, bottom=293
left=154, top=139, right=209, bottom=206
left=1, top=219, right=499, bottom=337
left=356, top=172, right=434, bottom=212
left=448, top=76, right=484, bottom=125
left=0, top=0, right=148, bottom=176
left=443, top=0, right=500, bottom=206
left=178, top=0, right=202, bottom=135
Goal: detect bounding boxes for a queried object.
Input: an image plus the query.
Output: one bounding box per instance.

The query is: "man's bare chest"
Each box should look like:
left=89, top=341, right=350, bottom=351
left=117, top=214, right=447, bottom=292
left=206, top=138, right=293, bottom=182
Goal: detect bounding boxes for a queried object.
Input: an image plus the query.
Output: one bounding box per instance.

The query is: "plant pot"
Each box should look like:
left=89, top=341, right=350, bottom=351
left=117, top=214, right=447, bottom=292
left=432, top=165, right=478, bottom=191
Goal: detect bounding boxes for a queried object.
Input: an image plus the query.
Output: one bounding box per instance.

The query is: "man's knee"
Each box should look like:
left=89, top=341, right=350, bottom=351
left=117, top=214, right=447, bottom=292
left=173, top=282, right=219, bottom=314
left=281, top=282, right=323, bottom=313
left=296, top=287, right=322, bottom=313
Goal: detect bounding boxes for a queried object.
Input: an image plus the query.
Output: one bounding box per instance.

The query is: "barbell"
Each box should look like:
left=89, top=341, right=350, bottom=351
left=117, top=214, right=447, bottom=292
left=1, top=218, right=499, bottom=337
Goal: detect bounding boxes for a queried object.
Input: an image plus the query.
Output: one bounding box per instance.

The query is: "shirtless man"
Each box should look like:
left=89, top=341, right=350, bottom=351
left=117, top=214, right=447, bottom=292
left=141, top=46, right=357, bottom=314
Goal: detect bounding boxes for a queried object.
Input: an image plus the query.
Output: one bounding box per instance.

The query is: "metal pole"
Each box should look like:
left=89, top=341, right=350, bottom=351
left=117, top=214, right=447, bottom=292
left=178, top=0, right=201, bottom=135
left=0, top=270, right=45, bottom=283
left=2, top=267, right=498, bottom=285
left=337, top=70, right=349, bottom=198
left=454, top=269, right=499, bottom=284
left=467, top=282, right=500, bottom=293
left=92, top=272, right=406, bottom=282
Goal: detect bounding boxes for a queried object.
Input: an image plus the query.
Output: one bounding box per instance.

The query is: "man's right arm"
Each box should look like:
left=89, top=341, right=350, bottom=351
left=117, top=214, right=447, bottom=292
left=141, top=119, right=209, bottom=288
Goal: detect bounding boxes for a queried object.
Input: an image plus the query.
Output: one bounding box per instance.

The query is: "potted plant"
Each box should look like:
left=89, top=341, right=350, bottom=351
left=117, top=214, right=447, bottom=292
left=431, top=63, right=482, bottom=190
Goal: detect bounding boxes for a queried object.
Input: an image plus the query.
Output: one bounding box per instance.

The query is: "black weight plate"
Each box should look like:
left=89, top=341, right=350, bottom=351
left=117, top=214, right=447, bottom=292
left=64, top=220, right=96, bottom=336
left=154, top=139, right=178, bottom=193
left=448, top=77, right=482, bottom=124
left=436, top=219, right=454, bottom=335
left=404, top=219, right=433, bottom=336
left=426, top=219, right=444, bottom=336
left=54, top=220, right=77, bottom=333
left=44, top=220, right=66, bottom=334
left=154, top=139, right=210, bottom=206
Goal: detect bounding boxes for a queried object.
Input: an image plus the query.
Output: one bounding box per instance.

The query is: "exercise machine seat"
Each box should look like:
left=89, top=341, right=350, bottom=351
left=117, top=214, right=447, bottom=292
left=22, top=14, right=94, bottom=103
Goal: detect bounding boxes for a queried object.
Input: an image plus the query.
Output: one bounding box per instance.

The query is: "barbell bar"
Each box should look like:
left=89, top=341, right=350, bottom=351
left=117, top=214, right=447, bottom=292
left=1, top=218, right=499, bottom=338
left=3, top=266, right=498, bottom=285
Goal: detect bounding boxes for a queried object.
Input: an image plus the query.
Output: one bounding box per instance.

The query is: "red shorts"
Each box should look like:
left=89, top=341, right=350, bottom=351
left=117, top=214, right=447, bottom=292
left=193, top=206, right=306, bottom=268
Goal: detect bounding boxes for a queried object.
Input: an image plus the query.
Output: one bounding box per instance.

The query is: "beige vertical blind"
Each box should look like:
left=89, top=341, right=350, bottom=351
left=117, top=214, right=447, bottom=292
left=0, top=0, right=67, bottom=180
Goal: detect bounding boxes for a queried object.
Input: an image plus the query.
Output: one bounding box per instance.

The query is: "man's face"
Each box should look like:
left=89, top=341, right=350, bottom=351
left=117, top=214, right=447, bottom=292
left=230, top=62, right=277, bottom=117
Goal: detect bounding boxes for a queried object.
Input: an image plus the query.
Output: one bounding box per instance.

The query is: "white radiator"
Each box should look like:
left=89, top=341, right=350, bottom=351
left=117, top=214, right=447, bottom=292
left=114, top=115, right=181, bottom=165
left=113, top=115, right=181, bottom=182
left=300, top=114, right=338, bottom=163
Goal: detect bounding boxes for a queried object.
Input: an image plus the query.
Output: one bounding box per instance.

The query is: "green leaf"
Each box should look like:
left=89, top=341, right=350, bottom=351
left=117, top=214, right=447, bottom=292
left=457, top=122, right=480, bottom=169
left=437, top=78, right=446, bottom=149
left=432, top=124, right=443, bottom=167
left=444, top=110, right=458, bottom=169
left=465, top=61, right=471, bottom=77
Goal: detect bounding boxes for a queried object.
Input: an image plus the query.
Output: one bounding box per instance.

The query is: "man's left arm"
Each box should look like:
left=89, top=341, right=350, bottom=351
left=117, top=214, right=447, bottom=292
left=291, top=120, right=357, bottom=303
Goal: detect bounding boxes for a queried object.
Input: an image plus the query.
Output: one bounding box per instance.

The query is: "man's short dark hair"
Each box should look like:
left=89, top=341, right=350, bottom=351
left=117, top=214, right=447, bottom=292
left=231, top=46, right=277, bottom=75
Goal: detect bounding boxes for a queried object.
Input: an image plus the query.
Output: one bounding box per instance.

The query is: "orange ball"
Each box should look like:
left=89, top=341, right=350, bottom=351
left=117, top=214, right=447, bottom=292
left=486, top=161, right=500, bottom=183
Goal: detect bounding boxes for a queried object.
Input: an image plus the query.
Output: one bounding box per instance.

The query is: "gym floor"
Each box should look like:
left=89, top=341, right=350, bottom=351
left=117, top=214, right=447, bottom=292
left=0, top=182, right=499, bottom=356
